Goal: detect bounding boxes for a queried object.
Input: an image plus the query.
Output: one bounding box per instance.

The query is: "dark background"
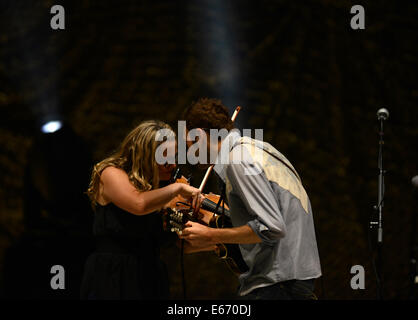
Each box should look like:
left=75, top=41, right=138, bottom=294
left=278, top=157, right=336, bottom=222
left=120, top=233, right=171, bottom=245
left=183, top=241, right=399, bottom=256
left=0, top=0, right=417, bottom=300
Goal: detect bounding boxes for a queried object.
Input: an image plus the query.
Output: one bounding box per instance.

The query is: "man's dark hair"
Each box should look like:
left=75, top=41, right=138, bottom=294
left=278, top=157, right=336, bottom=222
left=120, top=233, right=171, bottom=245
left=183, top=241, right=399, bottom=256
left=183, top=98, right=234, bottom=131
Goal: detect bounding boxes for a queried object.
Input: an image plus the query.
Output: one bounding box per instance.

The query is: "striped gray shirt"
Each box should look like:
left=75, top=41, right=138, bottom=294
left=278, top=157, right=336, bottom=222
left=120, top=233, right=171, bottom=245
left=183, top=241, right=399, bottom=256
left=213, top=131, right=322, bottom=296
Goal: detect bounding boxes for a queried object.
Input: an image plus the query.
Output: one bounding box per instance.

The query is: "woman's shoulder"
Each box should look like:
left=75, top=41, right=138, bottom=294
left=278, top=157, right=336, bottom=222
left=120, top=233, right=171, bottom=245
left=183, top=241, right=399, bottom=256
left=97, top=166, right=129, bottom=206
left=100, top=166, right=130, bottom=184
left=101, top=165, right=126, bottom=176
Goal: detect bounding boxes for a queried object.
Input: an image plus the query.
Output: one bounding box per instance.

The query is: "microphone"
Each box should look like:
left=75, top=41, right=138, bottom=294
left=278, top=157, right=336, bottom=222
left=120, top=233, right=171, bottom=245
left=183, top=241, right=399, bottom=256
left=412, top=175, right=418, bottom=188
left=377, top=108, right=389, bottom=121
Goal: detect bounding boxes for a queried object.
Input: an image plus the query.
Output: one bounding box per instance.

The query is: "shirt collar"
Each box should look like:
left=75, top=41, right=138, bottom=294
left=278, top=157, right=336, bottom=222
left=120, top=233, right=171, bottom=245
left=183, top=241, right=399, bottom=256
left=213, top=130, right=241, bottom=182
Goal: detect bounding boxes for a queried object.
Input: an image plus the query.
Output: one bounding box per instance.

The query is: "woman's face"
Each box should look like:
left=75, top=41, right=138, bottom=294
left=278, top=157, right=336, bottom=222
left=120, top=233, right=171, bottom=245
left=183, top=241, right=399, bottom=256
left=157, top=140, right=177, bottom=181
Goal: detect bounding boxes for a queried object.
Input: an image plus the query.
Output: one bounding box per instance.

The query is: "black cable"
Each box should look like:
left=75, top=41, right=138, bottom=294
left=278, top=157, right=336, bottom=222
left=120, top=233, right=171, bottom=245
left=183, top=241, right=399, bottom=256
left=214, top=182, right=226, bottom=216
left=180, top=239, right=186, bottom=299
left=179, top=200, right=195, bottom=300
left=176, top=201, right=192, bottom=207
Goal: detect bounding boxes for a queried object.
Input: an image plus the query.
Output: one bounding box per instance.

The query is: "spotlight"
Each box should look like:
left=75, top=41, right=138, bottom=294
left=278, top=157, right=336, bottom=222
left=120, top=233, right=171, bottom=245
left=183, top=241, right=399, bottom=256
left=41, top=120, right=62, bottom=134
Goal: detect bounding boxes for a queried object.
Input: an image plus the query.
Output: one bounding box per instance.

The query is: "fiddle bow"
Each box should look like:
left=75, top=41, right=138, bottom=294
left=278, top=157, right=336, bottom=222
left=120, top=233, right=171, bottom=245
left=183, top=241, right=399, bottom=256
left=163, top=106, right=248, bottom=275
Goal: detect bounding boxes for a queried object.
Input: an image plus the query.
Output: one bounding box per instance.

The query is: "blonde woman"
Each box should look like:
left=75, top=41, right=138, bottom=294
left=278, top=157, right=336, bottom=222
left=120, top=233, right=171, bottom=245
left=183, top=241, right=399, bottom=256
left=80, top=120, right=202, bottom=300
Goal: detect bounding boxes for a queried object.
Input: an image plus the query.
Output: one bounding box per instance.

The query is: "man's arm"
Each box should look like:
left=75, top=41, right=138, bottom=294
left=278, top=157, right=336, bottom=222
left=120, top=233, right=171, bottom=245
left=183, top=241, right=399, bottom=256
left=179, top=221, right=261, bottom=247
left=180, top=147, right=286, bottom=248
left=226, top=156, right=287, bottom=245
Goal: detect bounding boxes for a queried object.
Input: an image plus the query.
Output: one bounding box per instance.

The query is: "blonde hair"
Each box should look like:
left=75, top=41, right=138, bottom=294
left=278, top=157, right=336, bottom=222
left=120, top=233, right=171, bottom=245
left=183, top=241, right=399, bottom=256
left=87, top=120, right=174, bottom=208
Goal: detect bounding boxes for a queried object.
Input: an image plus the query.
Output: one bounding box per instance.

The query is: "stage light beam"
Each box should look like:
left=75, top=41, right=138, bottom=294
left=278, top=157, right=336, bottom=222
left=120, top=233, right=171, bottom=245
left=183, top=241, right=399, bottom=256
left=41, top=120, right=62, bottom=134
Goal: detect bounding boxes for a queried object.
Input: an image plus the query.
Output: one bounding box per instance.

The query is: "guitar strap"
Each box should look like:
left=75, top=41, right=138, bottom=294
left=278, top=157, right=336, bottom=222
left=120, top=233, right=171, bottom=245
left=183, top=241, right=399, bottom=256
left=214, top=180, right=227, bottom=217
left=221, top=182, right=226, bottom=215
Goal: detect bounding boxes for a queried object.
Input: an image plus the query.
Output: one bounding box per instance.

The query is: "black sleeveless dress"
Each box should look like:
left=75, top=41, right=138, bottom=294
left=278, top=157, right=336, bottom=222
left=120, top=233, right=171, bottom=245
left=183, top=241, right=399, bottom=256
left=80, top=202, right=170, bottom=300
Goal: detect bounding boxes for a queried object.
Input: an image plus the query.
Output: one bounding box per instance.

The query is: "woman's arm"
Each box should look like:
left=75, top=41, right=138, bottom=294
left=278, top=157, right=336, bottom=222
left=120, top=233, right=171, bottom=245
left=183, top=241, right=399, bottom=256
left=100, top=166, right=201, bottom=215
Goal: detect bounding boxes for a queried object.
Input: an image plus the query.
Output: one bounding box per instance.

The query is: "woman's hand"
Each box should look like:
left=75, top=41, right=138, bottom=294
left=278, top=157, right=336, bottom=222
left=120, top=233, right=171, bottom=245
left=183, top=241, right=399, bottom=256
left=176, top=183, right=204, bottom=212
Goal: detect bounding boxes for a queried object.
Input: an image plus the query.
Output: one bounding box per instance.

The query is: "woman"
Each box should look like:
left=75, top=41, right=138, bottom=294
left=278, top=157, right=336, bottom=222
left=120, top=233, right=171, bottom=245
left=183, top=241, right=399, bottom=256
left=80, top=120, right=202, bottom=299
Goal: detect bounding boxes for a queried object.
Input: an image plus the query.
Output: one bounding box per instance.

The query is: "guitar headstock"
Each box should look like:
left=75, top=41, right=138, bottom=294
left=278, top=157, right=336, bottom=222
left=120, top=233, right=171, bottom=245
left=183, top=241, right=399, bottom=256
left=163, top=207, right=194, bottom=234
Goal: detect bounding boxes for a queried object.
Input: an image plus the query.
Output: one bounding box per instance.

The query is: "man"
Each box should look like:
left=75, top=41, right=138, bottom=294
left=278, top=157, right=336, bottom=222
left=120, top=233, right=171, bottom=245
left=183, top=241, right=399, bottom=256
left=179, top=98, right=322, bottom=300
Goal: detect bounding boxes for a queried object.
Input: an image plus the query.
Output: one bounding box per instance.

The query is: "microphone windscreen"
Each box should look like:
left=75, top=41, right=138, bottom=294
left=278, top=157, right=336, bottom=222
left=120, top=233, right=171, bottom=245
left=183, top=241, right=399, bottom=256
left=377, top=108, right=389, bottom=120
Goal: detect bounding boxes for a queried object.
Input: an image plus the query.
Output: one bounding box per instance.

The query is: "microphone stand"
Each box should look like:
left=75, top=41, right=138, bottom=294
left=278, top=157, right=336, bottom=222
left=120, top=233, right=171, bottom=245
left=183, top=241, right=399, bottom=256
left=408, top=177, right=418, bottom=299
left=370, top=113, right=387, bottom=300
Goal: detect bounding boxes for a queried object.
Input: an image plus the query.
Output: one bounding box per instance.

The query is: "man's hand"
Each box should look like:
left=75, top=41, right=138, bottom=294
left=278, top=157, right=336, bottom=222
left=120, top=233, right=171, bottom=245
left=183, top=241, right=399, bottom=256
left=179, top=221, right=262, bottom=246
left=178, top=221, right=214, bottom=247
